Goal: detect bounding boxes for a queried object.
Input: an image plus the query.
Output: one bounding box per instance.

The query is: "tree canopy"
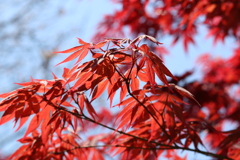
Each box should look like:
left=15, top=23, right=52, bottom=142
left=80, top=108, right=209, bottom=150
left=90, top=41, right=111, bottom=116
left=0, top=0, right=239, bottom=159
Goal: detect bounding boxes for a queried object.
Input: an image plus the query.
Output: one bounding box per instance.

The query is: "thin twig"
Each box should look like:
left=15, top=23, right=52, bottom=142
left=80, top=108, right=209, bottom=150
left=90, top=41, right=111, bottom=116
left=42, top=95, right=232, bottom=160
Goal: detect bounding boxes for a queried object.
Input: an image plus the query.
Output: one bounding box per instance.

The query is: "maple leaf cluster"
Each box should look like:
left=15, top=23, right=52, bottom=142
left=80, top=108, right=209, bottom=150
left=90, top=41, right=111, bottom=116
left=94, top=0, right=240, bottom=159
left=0, top=0, right=240, bottom=159
left=0, top=35, right=234, bottom=160
left=95, top=0, right=240, bottom=51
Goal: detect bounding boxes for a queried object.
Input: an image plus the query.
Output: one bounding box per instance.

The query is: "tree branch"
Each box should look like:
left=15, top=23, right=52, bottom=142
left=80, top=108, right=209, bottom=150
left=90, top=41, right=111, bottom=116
left=41, top=95, right=232, bottom=160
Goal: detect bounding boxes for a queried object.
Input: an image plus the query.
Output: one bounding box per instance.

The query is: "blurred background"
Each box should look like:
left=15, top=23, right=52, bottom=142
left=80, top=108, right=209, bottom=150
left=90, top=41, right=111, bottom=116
left=0, top=0, right=238, bottom=159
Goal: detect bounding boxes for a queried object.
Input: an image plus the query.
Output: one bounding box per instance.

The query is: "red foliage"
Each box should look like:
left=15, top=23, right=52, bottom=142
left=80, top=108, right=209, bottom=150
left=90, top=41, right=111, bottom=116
left=96, top=0, right=240, bottom=50
left=0, top=35, right=235, bottom=160
left=1, top=0, right=240, bottom=160
left=94, top=0, right=240, bottom=158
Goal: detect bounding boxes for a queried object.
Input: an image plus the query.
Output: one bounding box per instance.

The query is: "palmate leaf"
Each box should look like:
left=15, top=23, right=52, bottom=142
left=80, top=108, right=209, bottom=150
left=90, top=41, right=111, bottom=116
left=55, top=48, right=86, bottom=66
left=108, top=74, right=122, bottom=107
left=73, top=71, right=93, bottom=89
left=55, top=39, right=108, bottom=67
left=91, top=79, right=108, bottom=102
left=54, top=38, right=89, bottom=66
left=130, top=74, right=140, bottom=92
left=169, top=83, right=200, bottom=106
left=0, top=83, right=42, bottom=126
left=0, top=104, right=16, bottom=125
left=138, top=44, right=176, bottom=86
left=146, top=58, right=156, bottom=89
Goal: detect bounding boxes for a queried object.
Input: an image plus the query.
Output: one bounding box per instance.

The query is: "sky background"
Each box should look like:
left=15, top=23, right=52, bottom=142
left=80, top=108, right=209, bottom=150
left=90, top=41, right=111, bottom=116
left=0, top=0, right=236, bottom=159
